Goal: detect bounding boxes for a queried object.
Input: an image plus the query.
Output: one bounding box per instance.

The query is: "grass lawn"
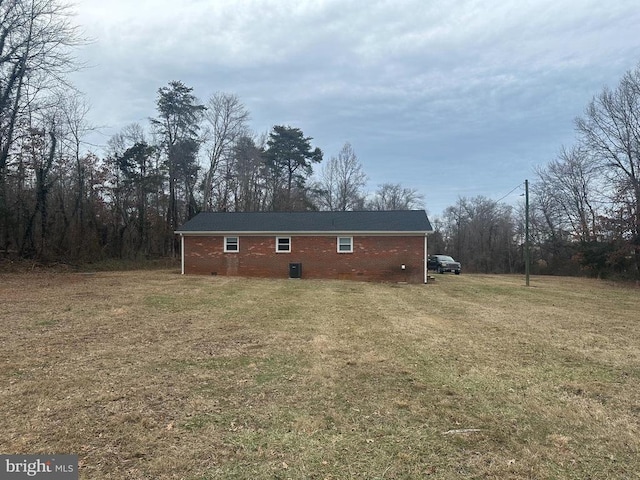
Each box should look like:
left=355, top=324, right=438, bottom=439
left=1, top=271, right=639, bottom=479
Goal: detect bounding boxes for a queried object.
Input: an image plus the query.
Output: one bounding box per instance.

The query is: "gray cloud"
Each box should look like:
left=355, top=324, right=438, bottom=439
left=71, top=0, right=640, bottom=215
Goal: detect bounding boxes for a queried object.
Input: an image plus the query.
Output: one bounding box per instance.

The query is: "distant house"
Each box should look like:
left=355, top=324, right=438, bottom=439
left=175, top=210, right=433, bottom=283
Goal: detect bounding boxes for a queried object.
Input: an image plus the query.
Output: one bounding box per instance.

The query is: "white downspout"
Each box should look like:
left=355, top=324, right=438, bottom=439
left=181, top=234, right=185, bottom=275
left=424, top=233, right=428, bottom=284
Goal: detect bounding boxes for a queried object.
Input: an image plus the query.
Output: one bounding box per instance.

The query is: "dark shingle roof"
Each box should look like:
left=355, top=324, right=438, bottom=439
left=176, top=210, right=432, bottom=233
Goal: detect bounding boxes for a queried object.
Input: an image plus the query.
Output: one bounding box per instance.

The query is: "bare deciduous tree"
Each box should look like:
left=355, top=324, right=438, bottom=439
left=1, top=0, right=83, bottom=252
left=317, top=142, right=367, bottom=211
left=575, top=65, right=640, bottom=274
left=440, top=196, right=517, bottom=273
left=200, top=92, right=250, bottom=211
left=535, top=146, right=601, bottom=243
left=367, top=182, right=424, bottom=211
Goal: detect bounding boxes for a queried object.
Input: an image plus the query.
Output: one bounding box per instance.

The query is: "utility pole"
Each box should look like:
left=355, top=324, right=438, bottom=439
left=525, top=179, right=530, bottom=287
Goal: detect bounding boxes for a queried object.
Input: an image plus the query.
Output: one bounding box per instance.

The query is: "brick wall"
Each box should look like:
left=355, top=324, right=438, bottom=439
left=183, top=234, right=426, bottom=283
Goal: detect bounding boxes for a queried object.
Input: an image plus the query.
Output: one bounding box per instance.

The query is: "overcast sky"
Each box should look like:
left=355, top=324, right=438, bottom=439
left=70, top=0, right=640, bottom=217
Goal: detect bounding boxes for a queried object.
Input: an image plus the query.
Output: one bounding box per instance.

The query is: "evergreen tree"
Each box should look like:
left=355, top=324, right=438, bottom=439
left=264, top=125, right=322, bottom=211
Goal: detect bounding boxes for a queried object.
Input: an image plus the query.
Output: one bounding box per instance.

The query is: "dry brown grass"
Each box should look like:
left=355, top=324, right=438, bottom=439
left=1, top=271, right=639, bottom=479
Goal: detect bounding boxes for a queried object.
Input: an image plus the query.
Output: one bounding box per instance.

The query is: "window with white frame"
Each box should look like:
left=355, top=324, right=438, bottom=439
left=224, top=236, right=239, bottom=252
left=276, top=236, right=291, bottom=253
left=337, top=236, right=353, bottom=253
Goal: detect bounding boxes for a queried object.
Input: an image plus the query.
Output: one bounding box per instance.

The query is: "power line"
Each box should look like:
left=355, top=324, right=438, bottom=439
left=495, top=183, right=524, bottom=204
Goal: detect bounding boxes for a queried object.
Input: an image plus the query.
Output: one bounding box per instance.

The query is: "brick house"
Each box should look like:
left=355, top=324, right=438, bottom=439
left=175, top=210, right=434, bottom=283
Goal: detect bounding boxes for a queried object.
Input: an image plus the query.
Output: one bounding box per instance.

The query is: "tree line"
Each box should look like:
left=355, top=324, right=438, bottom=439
left=529, top=64, right=640, bottom=279
left=2, top=0, right=639, bottom=280
left=431, top=65, right=640, bottom=280
left=0, top=0, right=423, bottom=262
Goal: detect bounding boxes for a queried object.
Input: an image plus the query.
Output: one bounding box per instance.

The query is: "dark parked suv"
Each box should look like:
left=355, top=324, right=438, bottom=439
left=428, top=254, right=461, bottom=275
